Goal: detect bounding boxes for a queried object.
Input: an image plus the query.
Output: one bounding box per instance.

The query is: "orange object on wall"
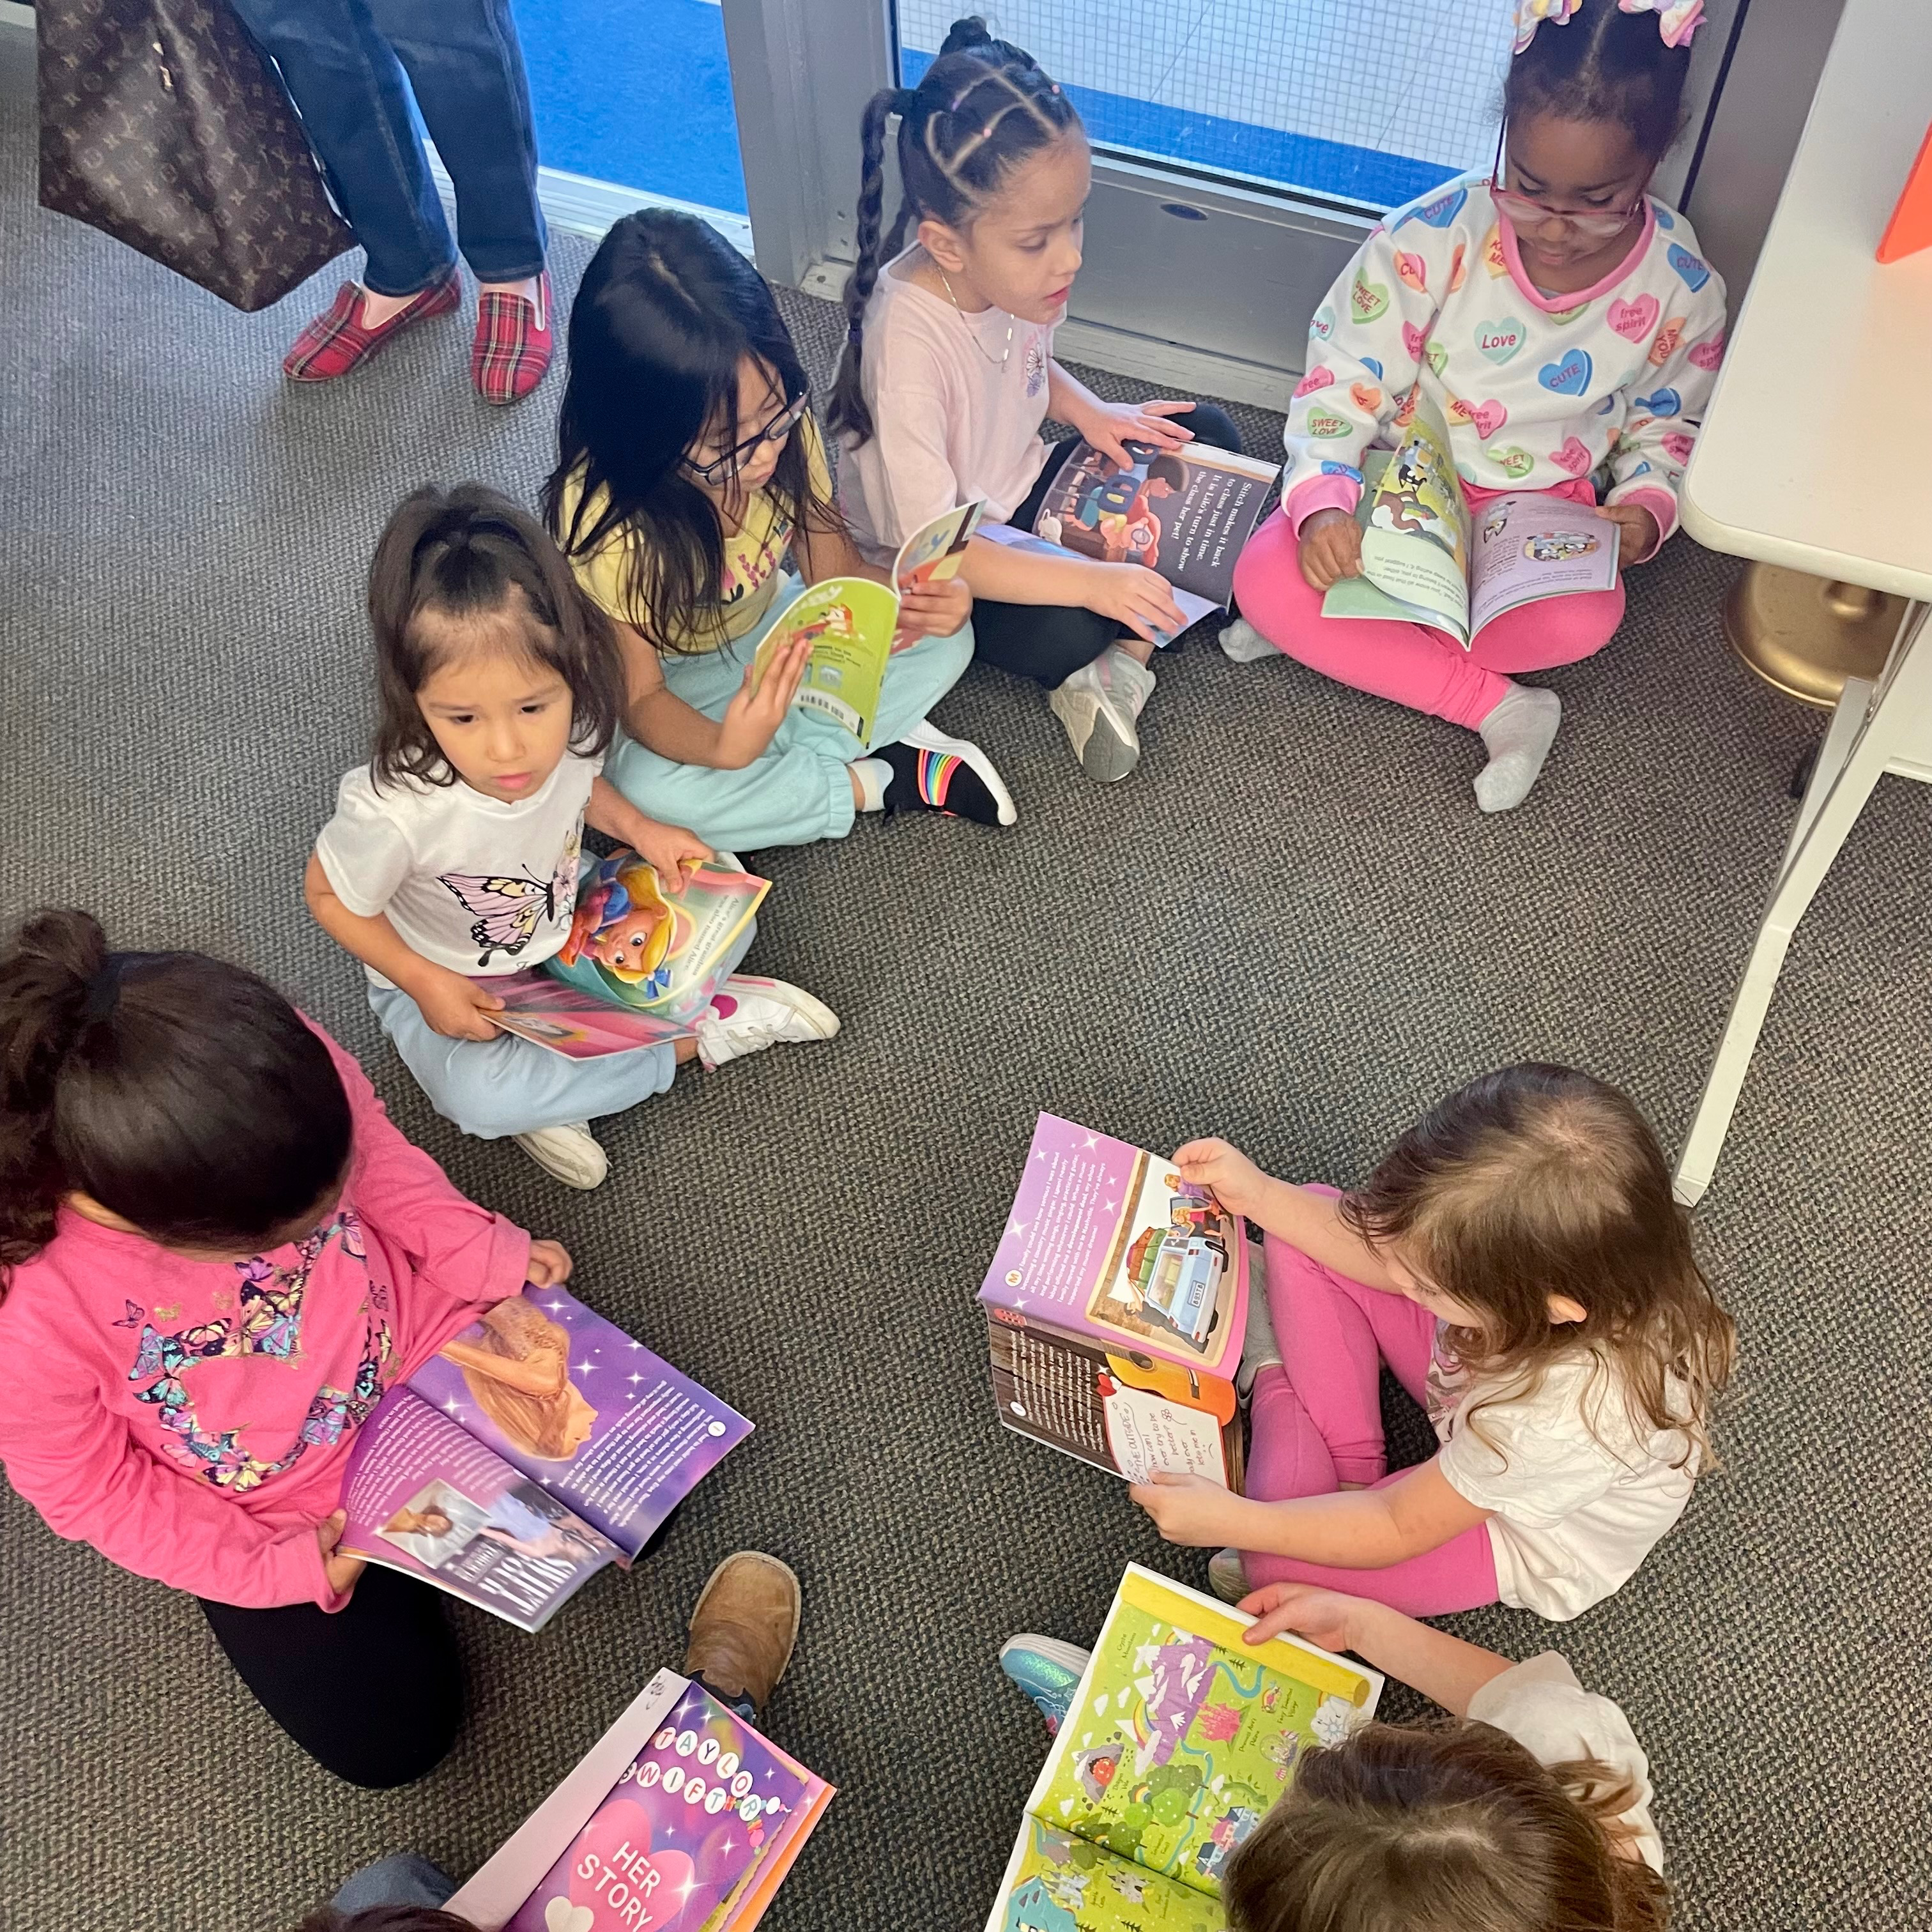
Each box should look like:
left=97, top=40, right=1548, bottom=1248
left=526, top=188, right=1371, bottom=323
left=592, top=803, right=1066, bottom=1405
left=1877, top=121, right=1932, bottom=263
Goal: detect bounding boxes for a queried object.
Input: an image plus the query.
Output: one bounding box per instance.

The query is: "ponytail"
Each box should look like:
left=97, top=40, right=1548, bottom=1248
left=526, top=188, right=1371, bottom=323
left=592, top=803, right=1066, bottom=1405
left=0, top=909, right=353, bottom=1286
left=827, top=15, right=1082, bottom=447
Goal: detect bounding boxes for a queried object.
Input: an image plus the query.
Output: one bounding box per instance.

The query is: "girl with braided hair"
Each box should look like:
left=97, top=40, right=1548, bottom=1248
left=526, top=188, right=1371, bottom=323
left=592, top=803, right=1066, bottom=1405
left=829, top=17, right=1247, bottom=784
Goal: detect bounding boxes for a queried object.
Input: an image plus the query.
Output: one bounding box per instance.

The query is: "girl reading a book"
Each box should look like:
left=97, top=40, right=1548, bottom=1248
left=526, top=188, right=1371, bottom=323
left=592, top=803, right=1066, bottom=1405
left=1225, top=0, right=1728, bottom=812
left=0, top=907, right=571, bottom=1787
left=1000, top=1577, right=1671, bottom=1930
left=438, top=1294, right=595, bottom=1459
left=830, top=16, right=1248, bottom=783
left=1131, top=1064, right=1735, bottom=1621
left=544, top=209, right=1016, bottom=845
left=305, top=484, right=840, bottom=1192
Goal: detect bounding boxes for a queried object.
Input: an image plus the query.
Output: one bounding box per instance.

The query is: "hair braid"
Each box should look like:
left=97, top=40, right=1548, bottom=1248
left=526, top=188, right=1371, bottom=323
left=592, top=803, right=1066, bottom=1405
left=827, top=86, right=912, bottom=443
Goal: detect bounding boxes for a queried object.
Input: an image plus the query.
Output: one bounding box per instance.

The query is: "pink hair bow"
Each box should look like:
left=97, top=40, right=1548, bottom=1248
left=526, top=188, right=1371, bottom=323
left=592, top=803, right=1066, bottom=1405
left=1513, top=0, right=1704, bottom=55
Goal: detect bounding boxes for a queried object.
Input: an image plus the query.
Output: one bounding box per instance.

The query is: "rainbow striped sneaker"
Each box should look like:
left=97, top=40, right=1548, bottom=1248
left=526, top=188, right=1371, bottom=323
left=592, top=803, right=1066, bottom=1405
left=999, top=1634, right=1092, bottom=1735
left=880, top=720, right=1017, bottom=827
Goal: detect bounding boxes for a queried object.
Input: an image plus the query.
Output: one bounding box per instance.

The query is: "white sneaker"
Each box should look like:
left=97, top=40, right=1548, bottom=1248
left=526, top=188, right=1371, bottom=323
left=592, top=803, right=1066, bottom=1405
left=1218, top=617, right=1277, bottom=663
left=512, top=1121, right=608, bottom=1190
left=1208, top=1546, right=1249, bottom=1604
left=696, top=974, right=840, bottom=1070
left=898, top=716, right=1018, bottom=826
left=1048, top=644, right=1156, bottom=781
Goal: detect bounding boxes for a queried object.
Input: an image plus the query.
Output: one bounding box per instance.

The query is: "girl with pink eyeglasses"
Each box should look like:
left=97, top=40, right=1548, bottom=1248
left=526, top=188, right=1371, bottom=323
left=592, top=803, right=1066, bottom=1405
left=1227, top=0, right=1727, bottom=813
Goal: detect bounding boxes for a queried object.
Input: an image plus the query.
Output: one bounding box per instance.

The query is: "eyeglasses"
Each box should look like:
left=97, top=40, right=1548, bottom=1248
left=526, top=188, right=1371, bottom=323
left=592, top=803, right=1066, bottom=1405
left=1489, top=124, right=1647, bottom=241
left=679, top=390, right=810, bottom=489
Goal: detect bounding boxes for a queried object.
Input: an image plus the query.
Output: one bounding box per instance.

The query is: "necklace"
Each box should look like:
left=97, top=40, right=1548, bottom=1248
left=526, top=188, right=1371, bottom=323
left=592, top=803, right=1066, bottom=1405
left=937, top=267, right=1014, bottom=369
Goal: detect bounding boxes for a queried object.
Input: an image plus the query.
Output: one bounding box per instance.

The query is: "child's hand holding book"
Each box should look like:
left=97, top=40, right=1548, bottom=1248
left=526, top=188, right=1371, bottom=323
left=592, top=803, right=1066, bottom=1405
left=1299, top=508, right=1366, bottom=590
left=891, top=572, right=971, bottom=648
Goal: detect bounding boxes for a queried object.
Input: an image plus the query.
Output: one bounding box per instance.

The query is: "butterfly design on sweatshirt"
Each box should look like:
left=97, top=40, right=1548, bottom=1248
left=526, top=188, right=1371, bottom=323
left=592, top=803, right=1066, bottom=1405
left=438, top=827, right=581, bottom=967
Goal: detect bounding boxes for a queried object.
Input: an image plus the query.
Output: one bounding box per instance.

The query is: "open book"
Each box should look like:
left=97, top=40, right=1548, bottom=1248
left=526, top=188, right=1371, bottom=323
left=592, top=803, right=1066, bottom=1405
left=987, top=437, right=1281, bottom=643
left=447, top=1668, right=834, bottom=1932
left=749, top=501, right=984, bottom=746
left=339, top=1287, right=752, bottom=1631
left=985, top=1565, right=1383, bottom=1931
left=977, top=1115, right=1249, bottom=1488
left=1322, top=386, right=1618, bottom=648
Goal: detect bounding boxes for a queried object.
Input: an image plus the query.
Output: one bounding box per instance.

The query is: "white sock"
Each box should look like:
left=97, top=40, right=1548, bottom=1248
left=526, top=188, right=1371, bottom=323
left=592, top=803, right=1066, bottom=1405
left=1474, top=683, right=1562, bottom=813
left=851, top=757, right=893, bottom=813
left=1219, top=617, right=1277, bottom=663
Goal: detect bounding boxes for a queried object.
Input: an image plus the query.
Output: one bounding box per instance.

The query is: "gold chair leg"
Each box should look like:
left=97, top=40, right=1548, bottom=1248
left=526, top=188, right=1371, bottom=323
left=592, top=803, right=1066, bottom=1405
left=1722, top=563, right=1905, bottom=710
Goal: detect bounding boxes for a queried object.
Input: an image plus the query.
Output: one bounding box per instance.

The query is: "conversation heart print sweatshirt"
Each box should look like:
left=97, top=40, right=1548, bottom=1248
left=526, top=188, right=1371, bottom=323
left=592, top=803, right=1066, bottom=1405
left=1282, top=174, right=1728, bottom=560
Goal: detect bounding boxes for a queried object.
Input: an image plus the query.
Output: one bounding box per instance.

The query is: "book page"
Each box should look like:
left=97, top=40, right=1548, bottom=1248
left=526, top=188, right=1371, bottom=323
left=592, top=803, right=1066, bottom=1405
left=1028, top=438, right=1280, bottom=607
left=1025, top=1566, right=1381, bottom=1897
left=748, top=576, right=898, bottom=746
left=500, top=1680, right=818, bottom=1932
left=976, top=524, right=1216, bottom=645
left=894, top=499, right=984, bottom=588
left=1331, top=388, right=1475, bottom=644
left=338, top=1388, right=618, bottom=1633
left=980, top=1115, right=1247, bottom=1378
left=406, top=1287, right=752, bottom=1561
left=545, top=856, right=769, bottom=1022
left=984, top=1816, right=1227, bottom=1932
left=1468, top=493, right=1620, bottom=639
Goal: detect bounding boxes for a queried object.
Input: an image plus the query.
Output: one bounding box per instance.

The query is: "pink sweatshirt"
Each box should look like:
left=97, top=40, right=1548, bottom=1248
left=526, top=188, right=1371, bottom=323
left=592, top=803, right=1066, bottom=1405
left=0, top=1027, right=531, bottom=1611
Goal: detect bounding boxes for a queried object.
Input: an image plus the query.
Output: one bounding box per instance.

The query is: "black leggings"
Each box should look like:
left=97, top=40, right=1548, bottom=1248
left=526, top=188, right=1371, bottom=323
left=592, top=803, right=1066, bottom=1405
left=972, top=400, right=1246, bottom=689
left=200, top=1564, right=463, bottom=1789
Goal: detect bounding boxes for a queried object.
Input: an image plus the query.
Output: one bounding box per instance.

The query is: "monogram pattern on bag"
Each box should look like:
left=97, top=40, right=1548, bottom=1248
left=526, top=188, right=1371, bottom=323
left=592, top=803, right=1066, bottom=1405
left=37, top=0, right=355, bottom=312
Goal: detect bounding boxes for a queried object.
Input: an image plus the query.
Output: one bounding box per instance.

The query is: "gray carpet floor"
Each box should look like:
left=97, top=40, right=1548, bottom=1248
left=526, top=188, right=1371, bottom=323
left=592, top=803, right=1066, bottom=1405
left=4, top=29, right=1929, bottom=1931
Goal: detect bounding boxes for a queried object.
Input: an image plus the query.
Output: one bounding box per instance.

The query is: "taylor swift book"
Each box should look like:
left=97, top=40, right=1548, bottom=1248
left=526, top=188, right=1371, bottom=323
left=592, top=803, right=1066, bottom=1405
left=977, top=1116, right=1249, bottom=1489
left=448, top=1669, right=834, bottom=1932
left=338, top=1287, right=752, bottom=1631
left=985, top=1566, right=1383, bottom=1931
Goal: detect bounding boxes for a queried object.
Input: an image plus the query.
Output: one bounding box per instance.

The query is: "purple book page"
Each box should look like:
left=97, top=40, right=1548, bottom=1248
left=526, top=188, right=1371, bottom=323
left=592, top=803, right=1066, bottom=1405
left=406, top=1288, right=752, bottom=1561
left=978, top=1114, right=1246, bottom=1377
left=337, top=1388, right=618, bottom=1633
left=504, top=1680, right=812, bottom=1932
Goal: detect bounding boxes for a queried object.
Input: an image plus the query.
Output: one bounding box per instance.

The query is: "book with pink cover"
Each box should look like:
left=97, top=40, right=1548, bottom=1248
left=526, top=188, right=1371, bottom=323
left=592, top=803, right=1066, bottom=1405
left=447, top=1669, right=834, bottom=1932
left=339, top=1287, right=752, bottom=1630
left=977, top=1116, right=1250, bottom=1489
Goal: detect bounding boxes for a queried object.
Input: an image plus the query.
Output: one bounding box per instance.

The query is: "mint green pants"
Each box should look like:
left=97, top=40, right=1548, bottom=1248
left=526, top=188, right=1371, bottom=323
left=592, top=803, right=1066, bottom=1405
left=605, top=575, right=974, bottom=850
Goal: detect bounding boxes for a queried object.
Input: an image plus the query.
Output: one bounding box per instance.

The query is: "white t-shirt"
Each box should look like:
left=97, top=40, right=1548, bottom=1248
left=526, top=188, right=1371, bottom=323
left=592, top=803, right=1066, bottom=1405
left=313, top=755, right=597, bottom=980
left=1466, top=1652, right=1664, bottom=1874
left=1428, top=1335, right=1698, bottom=1621
left=837, top=247, right=1058, bottom=564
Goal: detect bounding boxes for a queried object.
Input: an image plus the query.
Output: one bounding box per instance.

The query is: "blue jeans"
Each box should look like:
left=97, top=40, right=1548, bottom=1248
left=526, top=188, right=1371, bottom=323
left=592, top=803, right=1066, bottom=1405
left=228, top=0, right=546, bottom=294
left=332, top=1852, right=456, bottom=1913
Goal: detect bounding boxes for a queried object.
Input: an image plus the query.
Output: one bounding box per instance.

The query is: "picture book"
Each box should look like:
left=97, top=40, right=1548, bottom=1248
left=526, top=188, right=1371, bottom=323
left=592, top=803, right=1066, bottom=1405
left=339, top=1286, right=752, bottom=1631
left=1321, top=385, right=1619, bottom=648
left=983, top=1565, right=1384, bottom=1932
left=1025, top=436, right=1282, bottom=624
left=448, top=1668, right=834, bottom=1932
left=533, top=853, right=769, bottom=1031
left=747, top=502, right=983, bottom=746
left=978, top=1115, right=1249, bottom=1489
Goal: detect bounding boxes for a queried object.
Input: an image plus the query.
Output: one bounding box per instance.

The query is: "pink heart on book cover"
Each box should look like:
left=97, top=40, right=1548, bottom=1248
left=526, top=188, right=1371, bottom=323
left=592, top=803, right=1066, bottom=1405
left=548, top=1799, right=697, bottom=1929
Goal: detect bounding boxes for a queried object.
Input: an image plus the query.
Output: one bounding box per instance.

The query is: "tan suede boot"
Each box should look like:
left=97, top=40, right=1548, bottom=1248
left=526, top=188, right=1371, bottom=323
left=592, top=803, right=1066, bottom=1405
left=682, top=1552, right=801, bottom=1718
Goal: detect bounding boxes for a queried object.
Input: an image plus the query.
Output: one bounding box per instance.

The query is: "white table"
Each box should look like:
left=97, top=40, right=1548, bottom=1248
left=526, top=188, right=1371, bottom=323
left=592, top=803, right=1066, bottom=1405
left=1673, top=0, right=1932, bottom=1205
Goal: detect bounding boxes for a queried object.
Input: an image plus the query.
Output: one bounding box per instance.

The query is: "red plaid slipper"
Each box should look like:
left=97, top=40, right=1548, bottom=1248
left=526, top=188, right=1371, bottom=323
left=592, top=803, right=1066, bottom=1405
left=282, top=273, right=462, bottom=383
left=471, top=271, right=553, bottom=405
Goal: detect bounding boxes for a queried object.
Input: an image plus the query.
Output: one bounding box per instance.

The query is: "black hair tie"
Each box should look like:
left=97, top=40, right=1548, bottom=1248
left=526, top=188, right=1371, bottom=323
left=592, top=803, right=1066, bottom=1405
left=82, top=953, right=135, bottom=1023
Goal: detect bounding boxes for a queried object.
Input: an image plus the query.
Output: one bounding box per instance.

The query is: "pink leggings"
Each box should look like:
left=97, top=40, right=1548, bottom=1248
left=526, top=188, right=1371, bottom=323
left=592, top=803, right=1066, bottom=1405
left=1243, top=1230, right=1499, bottom=1616
left=1230, top=487, right=1625, bottom=730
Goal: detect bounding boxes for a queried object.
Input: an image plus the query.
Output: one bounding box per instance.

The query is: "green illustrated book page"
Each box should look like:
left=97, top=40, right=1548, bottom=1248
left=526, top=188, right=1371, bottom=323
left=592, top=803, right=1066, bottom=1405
left=1023, top=1565, right=1383, bottom=1897
left=984, top=1816, right=1227, bottom=1932
left=1324, top=385, right=1476, bottom=646
left=749, top=576, right=898, bottom=748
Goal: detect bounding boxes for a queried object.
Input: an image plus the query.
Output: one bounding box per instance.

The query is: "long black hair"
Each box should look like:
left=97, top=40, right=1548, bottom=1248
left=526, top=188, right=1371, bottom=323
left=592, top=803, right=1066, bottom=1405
left=828, top=15, right=1081, bottom=446
left=367, top=484, right=628, bottom=790
left=541, top=210, right=840, bottom=654
left=1505, top=0, right=1694, bottom=163
left=0, top=910, right=354, bottom=1287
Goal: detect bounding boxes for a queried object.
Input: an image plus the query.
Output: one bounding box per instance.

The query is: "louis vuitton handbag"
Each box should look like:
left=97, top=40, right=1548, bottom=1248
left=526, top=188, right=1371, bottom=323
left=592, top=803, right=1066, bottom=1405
left=38, top=0, right=355, bottom=311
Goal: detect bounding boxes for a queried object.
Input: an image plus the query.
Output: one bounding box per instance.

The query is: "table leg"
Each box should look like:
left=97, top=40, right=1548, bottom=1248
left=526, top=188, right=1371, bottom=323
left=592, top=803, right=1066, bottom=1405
left=1674, top=603, right=1931, bottom=1205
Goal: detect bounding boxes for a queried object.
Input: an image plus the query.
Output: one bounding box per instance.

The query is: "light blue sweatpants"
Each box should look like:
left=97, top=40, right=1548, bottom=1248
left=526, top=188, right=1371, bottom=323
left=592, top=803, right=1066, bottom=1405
left=367, top=913, right=753, bottom=1138
left=605, top=574, right=974, bottom=850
